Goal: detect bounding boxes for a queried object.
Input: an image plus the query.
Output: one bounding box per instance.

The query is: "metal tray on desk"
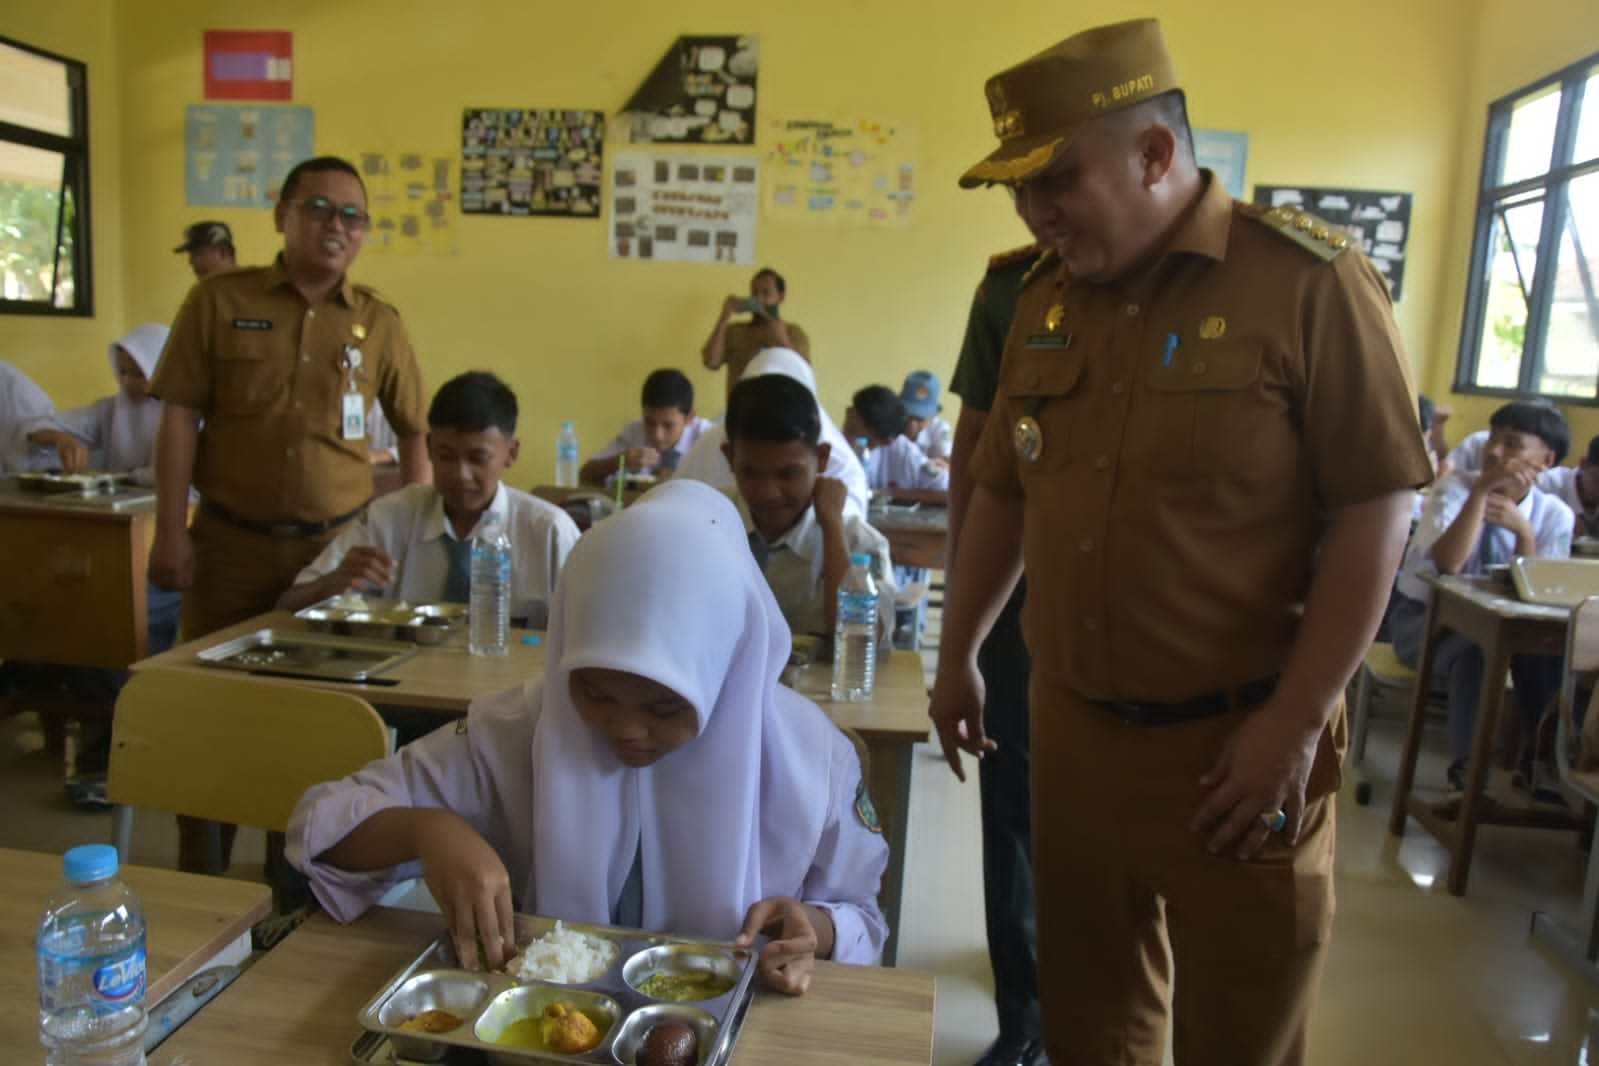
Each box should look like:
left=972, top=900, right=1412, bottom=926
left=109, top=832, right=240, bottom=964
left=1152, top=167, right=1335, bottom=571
left=14, top=471, right=124, bottom=495
left=297, top=595, right=468, bottom=646
left=195, top=628, right=417, bottom=680
left=351, top=914, right=757, bottom=1066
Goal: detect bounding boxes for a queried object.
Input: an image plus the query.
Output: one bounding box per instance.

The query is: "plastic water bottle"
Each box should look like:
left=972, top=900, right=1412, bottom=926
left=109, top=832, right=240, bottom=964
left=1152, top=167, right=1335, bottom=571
left=469, top=513, right=511, bottom=657
left=831, top=553, right=878, bottom=702
left=853, top=436, right=871, bottom=470
left=555, top=422, right=580, bottom=488
left=37, top=844, right=149, bottom=1066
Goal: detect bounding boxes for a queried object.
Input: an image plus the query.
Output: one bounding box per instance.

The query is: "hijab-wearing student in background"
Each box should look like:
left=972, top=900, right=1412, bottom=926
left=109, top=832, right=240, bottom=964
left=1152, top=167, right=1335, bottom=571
left=578, top=368, right=715, bottom=485
left=0, top=361, right=61, bottom=473
left=24, top=324, right=170, bottom=484
left=288, top=479, right=890, bottom=992
left=898, top=370, right=953, bottom=465
left=675, top=347, right=872, bottom=519
left=844, top=385, right=950, bottom=493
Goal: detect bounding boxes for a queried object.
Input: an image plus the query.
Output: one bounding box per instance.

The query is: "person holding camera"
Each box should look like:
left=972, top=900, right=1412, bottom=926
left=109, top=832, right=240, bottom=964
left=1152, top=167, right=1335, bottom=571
left=700, top=267, right=811, bottom=405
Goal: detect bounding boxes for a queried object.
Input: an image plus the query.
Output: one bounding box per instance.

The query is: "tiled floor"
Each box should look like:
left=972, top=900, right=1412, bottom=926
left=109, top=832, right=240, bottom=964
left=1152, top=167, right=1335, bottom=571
left=6, top=663, right=1599, bottom=1063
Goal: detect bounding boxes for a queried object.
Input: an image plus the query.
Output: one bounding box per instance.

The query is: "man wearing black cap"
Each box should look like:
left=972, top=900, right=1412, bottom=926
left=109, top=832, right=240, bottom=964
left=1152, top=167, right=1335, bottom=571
left=174, top=221, right=237, bottom=279
left=928, top=18, right=1433, bottom=1065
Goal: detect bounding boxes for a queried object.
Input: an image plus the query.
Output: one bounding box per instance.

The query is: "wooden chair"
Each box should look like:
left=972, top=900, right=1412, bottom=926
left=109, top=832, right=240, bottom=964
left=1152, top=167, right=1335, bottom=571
left=1531, top=595, right=1599, bottom=986
left=1349, top=641, right=1451, bottom=806
left=107, top=670, right=391, bottom=874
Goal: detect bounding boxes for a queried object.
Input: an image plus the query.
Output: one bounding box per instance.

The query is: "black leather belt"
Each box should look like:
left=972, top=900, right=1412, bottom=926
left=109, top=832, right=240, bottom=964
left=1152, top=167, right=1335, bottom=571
left=201, top=497, right=365, bottom=538
left=1093, top=675, right=1279, bottom=727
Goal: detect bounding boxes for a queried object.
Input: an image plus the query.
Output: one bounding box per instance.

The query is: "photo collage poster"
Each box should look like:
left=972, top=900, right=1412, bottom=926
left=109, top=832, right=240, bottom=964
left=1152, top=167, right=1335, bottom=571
left=358, top=151, right=456, bottom=255
left=185, top=104, right=314, bottom=208
left=624, top=36, right=759, bottom=145
left=1253, top=184, right=1414, bottom=299
left=763, top=117, right=916, bottom=227
left=608, top=151, right=759, bottom=264
left=460, top=109, right=605, bottom=217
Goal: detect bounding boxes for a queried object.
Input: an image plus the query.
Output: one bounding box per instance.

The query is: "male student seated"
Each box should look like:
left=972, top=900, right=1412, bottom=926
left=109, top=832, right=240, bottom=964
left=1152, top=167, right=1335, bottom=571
left=280, top=371, right=580, bottom=628
left=844, top=385, right=950, bottom=493
left=1389, top=400, right=1574, bottom=795
left=1537, top=434, right=1599, bottom=539
left=578, top=367, right=714, bottom=485
left=722, top=374, right=895, bottom=642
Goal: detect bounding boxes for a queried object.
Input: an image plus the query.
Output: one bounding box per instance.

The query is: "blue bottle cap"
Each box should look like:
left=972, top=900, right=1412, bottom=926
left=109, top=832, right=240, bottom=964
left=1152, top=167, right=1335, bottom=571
left=521, top=634, right=542, bottom=646
left=64, top=843, right=119, bottom=883
left=850, top=552, right=873, bottom=567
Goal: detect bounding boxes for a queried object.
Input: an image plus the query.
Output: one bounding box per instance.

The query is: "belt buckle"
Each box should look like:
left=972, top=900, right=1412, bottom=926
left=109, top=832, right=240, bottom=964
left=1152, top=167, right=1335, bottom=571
left=1104, top=700, right=1149, bottom=726
left=269, top=522, right=301, bottom=538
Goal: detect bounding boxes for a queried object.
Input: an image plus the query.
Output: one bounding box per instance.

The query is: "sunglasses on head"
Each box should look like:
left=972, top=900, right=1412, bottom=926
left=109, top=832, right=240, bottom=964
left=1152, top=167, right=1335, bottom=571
left=288, top=196, right=371, bottom=232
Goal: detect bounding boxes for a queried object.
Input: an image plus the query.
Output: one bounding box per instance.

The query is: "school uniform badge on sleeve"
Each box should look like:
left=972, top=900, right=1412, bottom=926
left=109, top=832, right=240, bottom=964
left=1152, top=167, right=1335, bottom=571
left=854, top=782, right=883, bottom=834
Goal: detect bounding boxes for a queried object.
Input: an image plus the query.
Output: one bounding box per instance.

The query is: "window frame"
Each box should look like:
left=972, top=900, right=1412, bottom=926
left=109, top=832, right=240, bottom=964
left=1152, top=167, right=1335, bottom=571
left=1453, top=50, right=1599, bottom=403
left=0, top=34, right=93, bottom=318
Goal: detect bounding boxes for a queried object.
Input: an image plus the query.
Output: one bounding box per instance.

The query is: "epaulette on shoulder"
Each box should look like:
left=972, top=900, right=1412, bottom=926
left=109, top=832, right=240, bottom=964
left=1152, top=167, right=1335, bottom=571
left=1019, top=247, right=1058, bottom=288
left=352, top=282, right=400, bottom=313
left=1244, top=203, right=1354, bottom=263
left=987, top=242, right=1042, bottom=273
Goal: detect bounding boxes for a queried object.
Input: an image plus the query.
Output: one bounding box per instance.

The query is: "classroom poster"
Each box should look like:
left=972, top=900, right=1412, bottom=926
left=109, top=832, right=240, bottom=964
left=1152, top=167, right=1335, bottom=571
left=609, top=152, right=758, bottom=264
left=460, top=109, right=605, bottom=217
left=1192, top=128, right=1249, bottom=200
left=624, top=36, right=759, bottom=145
left=357, top=151, right=456, bottom=255
left=1253, top=184, right=1413, bottom=299
left=185, top=103, right=313, bottom=207
left=762, top=118, right=916, bottom=228
left=202, top=30, right=293, bottom=100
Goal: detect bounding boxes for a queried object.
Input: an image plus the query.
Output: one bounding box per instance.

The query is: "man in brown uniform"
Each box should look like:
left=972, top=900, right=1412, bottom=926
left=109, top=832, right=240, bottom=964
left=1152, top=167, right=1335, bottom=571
left=701, top=267, right=811, bottom=404
left=150, top=155, right=429, bottom=872
left=929, top=20, right=1433, bottom=1066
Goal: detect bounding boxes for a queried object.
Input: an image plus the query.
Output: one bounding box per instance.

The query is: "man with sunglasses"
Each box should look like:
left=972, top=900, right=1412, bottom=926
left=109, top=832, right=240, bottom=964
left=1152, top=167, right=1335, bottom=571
left=150, top=155, right=429, bottom=873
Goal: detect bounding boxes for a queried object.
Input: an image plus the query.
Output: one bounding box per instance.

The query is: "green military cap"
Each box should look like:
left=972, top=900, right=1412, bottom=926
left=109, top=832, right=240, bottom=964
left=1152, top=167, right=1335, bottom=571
left=959, top=18, right=1180, bottom=189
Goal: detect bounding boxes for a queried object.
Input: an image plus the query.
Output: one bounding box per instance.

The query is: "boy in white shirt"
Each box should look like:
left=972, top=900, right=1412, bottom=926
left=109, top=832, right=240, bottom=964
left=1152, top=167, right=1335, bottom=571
left=281, top=372, right=579, bottom=629
left=1536, top=434, right=1599, bottom=539
left=899, top=370, right=953, bottom=464
left=1389, top=401, right=1574, bottom=794
left=844, top=385, right=949, bottom=493
left=722, top=374, right=896, bottom=642
left=579, top=367, right=713, bottom=485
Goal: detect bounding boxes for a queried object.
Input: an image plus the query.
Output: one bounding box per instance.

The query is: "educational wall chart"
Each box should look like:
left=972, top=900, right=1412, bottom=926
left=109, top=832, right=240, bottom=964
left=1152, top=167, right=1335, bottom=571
left=1192, top=128, right=1249, bottom=200
left=358, top=151, right=455, bottom=255
left=624, top=36, right=759, bottom=145
left=763, top=118, right=916, bottom=227
left=609, top=152, right=758, bottom=264
left=1253, top=184, right=1413, bottom=300
left=460, top=109, right=604, bottom=217
left=185, top=103, right=313, bottom=207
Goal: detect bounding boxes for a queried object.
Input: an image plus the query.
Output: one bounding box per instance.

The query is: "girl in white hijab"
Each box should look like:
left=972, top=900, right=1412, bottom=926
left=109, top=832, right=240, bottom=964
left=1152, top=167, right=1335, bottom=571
left=675, top=347, right=871, bottom=518
left=289, top=479, right=889, bottom=993
left=0, top=361, right=59, bottom=473
left=24, top=323, right=169, bottom=482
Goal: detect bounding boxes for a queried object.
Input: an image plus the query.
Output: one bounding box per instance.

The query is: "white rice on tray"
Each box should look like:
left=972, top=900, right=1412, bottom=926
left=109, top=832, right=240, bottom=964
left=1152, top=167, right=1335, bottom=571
left=506, top=920, right=618, bottom=983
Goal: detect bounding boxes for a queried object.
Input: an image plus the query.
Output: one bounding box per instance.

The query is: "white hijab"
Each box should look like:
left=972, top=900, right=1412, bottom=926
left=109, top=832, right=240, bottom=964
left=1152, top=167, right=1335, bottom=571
left=103, top=323, right=168, bottom=474
left=675, top=347, right=870, bottom=518
left=530, top=478, right=836, bottom=938
left=0, top=361, right=57, bottom=473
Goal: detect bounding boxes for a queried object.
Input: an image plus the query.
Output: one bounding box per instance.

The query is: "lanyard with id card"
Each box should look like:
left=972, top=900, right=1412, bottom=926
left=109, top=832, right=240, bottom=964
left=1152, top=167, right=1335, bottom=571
left=340, top=324, right=368, bottom=441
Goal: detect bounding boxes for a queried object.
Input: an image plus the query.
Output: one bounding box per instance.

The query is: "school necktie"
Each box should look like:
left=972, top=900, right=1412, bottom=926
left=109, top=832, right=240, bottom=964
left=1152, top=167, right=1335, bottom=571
left=659, top=447, right=681, bottom=473
left=443, top=536, right=472, bottom=604
left=747, top=530, right=771, bottom=572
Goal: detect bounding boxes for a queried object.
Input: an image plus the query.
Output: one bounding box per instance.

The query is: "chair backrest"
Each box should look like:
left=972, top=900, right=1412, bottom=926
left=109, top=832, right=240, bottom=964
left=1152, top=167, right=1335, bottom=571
left=107, top=670, right=392, bottom=833
left=1560, top=597, right=1599, bottom=775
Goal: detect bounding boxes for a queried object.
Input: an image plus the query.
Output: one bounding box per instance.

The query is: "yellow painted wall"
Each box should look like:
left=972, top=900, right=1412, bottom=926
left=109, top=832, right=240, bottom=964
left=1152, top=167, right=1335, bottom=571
left=1424, top=0, right=1599, bottom=457
left=2, top=0, right=1503, bottom=480
left=0, top=0, right=126, bottom=402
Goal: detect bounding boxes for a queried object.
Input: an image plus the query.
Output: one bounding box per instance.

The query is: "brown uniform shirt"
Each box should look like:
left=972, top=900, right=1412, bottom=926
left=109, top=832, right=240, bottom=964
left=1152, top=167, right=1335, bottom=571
left=152, top=257, right=428, bottom=525
left=722, top=318, right=811, bottom=402
left=971, top=174, right=1433, bottom=703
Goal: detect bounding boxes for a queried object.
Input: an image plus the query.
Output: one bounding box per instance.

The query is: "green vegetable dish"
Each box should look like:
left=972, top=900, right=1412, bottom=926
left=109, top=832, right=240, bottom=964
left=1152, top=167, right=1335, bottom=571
left=636, top=969, right=734, bottom=1002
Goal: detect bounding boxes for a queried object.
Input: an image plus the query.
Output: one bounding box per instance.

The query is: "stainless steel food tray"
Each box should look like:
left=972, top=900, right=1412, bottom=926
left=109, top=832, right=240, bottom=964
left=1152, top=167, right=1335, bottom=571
left=15, top=471, right=124, bottom=495
left=297, top=595, right=468, bottom=646
left=195, top=628, right=418, bottom=680
left=351, top=914, right=757, bottom=1066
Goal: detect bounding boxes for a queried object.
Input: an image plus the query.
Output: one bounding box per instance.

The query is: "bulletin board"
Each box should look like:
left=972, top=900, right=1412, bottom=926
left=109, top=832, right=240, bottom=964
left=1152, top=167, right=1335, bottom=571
left=1253, top=184, right=1413, bottom=300
left=185, top=103, right=313, bottom=207
left=763, top=118, right=916, bottom=227
left=624, top=36, right=759, bottom=145
left=460, top=109, right=605, bottom=217
left=609, top=152, right=759, bottom=264
left=358, top=151, right=455, bottom=255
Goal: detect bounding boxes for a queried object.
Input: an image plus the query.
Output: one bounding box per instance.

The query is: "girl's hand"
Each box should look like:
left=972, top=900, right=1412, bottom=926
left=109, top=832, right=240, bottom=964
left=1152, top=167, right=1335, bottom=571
left=414, top=811, right=518, bottom=970
left=735, top=896, right=818, bottom=995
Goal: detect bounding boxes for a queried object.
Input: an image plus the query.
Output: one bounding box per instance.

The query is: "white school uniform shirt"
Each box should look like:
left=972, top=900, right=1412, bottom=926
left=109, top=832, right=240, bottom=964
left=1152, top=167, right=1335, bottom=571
left=731, top=491, right=897, bottom=638
left=1395, top=469, right=1574, bottom=602
left=587, top=415, right=715, bottom=476
left=865, top=436, right=949, bottom=492
left=292, top=482, right=580, bottom=628
left=1445, top=429, right=1489, bottom=476
left=367, top=403, right=397, bottom=457
left=912, top=416, right=953, bottom=461
left=26, top=323, right=169, bottom=481
left=0, top=361, right=59, bottom=473
left=1535, top=465, right=1599, bottom=535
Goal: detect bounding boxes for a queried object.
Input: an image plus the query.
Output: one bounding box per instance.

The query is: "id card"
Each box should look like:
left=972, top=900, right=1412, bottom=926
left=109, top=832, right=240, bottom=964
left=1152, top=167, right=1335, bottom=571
left=342, top=392, right=367, bottom=441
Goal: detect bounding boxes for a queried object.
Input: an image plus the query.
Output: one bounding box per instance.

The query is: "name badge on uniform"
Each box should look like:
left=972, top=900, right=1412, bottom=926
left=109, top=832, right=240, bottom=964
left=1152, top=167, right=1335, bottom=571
left=341, top=345, right=366, bottom=441
left=232, top=318, right=273, bottom=331
left=1025, top=332, right=1072, bottom=350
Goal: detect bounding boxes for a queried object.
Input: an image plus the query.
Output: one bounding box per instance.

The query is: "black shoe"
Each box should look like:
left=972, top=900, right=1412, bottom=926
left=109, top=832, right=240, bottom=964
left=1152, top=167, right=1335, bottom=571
left=65, top=775, right=109, bottom=812
left=974, top=1034, right=1044, bottom=1066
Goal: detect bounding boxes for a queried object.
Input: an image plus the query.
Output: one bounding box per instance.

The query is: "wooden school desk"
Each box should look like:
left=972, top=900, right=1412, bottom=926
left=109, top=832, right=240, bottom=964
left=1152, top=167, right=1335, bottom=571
left=133, top=614, right=930, bottom=964
left=148, top=907, right=937, bottom=1066
left=1387, top=575, right=1583, bottom=894
left=867, top=495, right=949, bottom=571
left=0, top=479, right=158, bottom=669
left=0, top=846, right=271, bottom=1049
